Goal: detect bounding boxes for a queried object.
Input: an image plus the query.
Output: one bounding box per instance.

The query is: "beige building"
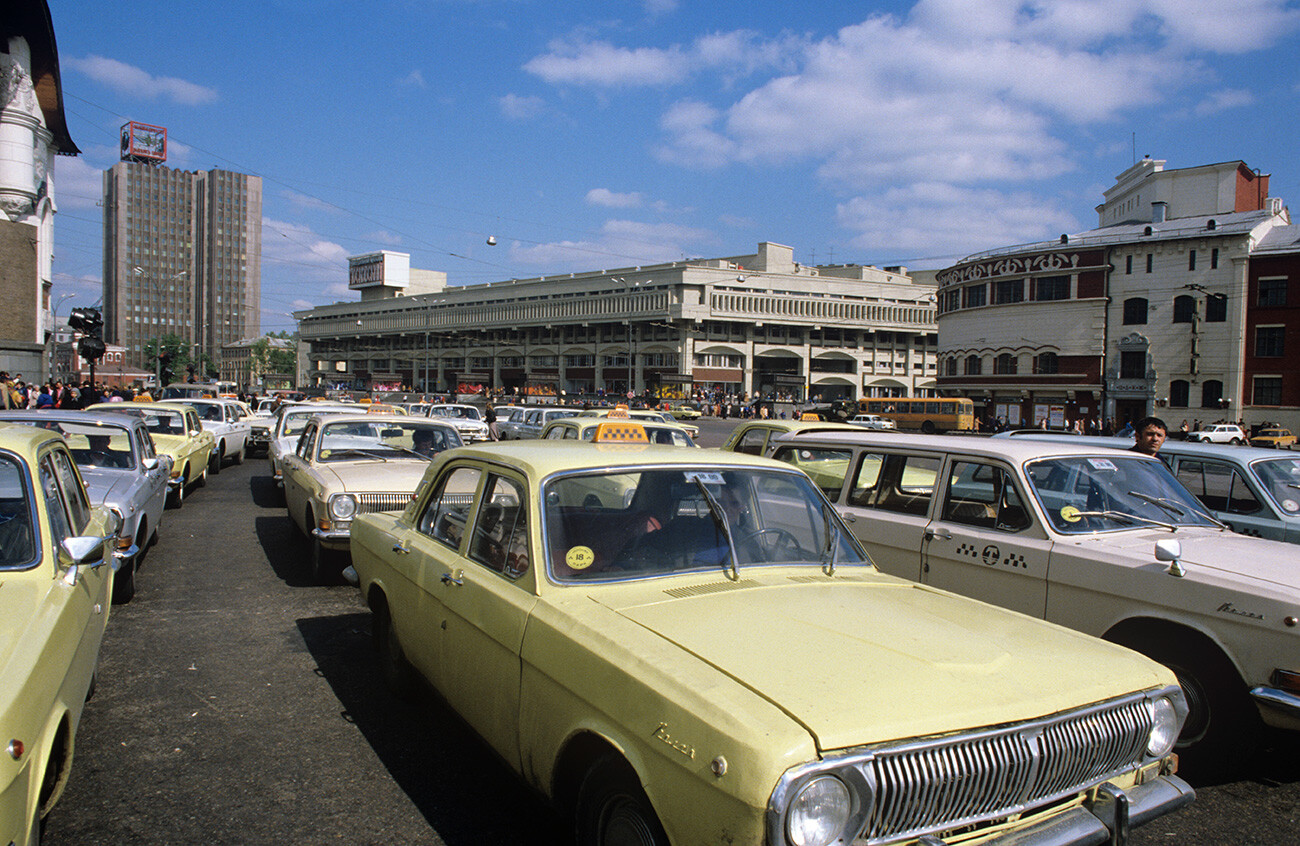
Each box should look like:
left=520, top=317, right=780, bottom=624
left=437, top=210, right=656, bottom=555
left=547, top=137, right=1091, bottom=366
left=297, top=242, right=938, bottom=403
left=0, top=1, right=79, bottom=380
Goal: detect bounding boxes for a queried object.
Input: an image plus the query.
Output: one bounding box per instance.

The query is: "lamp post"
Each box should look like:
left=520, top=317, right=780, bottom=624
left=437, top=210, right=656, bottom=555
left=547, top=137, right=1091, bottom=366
left=612, top=277, right=641, bottom=400
left=133, top=266, right=188, bottom=389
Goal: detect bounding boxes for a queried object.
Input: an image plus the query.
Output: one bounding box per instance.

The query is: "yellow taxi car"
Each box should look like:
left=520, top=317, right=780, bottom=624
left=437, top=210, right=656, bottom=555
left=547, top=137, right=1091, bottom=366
left=720, top=419, right=862, bottom=457
left=541, top=417, right=698, bottom=447
left=88, top=402, right=216, bottom=508
left=0, top=424, right=122, bottom=845
left=350, top=440, right=1193, bottom=846
left=280, top=414, right=461, bottom=583
left=1250, top=427, right=1297, bottom=449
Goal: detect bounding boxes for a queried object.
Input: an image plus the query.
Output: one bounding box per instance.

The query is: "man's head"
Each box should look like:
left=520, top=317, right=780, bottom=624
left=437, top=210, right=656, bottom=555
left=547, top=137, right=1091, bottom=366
left=87, top=434, right=113, bottom=452
left=1132, top=416, right=1167, bottom=455
left=412, top=427, right=436, bottom=455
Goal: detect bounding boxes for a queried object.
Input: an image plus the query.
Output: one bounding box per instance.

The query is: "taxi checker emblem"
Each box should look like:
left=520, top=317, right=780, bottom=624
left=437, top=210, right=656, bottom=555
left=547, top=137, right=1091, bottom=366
left=982, top=545, right=1000, bottom=567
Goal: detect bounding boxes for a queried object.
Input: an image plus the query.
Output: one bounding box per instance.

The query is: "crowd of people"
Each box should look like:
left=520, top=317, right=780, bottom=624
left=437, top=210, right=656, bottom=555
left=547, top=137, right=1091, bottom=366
left=0, top=372, right=156, bottom=410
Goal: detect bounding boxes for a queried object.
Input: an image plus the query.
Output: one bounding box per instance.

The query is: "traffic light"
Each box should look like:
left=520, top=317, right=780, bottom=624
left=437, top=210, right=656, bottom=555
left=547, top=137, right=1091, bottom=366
left=68, top=307, right=105, bottom=362
left=185, top=362, right=196, bottom=383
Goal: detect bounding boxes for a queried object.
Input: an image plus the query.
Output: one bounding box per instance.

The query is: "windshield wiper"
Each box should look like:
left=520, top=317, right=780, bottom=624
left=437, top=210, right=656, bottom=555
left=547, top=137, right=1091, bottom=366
left=325, top=448, right=389, bottom=462
left=1064, top=509, right=1177, bottom=531
left=693, top=478, right=740, bottom=581
left=821, top=504, right=839, bottom=576
left=1127, top=490, right=1227, bottom=529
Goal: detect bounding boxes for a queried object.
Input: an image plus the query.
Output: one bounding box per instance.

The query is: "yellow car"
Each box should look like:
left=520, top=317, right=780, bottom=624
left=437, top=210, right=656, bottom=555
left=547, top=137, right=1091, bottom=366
left=88, top=402, right=216, bottom=508
left=350, top=442, right=1193, bottom=846
left=720, top=419, right=862, bottom=457
left=541, top=416, right=698, bottom=447
left=664, top=402, right=702, bottom=420
left=1250, top=427, right=1297, bottom=449
left=0, top=424, right=121, bottom=845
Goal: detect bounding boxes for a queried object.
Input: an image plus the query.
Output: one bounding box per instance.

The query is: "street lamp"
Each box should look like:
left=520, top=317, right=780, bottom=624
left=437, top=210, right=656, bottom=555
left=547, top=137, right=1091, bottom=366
left=612, top=277, right=641, bottom=399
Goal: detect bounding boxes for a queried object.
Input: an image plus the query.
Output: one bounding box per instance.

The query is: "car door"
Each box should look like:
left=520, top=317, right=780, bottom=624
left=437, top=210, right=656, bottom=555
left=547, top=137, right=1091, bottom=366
left=281, top=423, right=318, bottom=533
left=920, top=458, right=1051, bottom=618
left=1169, top=455, right=1282, bottom=541
left=834, top=448, right=938, bottom=581
left=135, top=424, right=169, bottom=529
left=434, top=472, right=537, bottom=766
left=226, top=403, right=250, bottom=451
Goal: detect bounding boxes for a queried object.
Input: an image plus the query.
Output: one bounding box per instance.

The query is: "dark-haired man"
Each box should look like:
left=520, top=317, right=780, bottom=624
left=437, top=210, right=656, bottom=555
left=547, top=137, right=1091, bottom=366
left=1130, top=416, right=1167, bottom=457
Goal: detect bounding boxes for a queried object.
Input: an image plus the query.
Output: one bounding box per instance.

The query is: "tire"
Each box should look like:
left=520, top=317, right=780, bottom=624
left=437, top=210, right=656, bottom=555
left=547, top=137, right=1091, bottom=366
left=196, top=462, right=208, bottom=488
left=232, top=441, right=245, bottom=465
left=210, top=445, right=223, bottom=474
left=168, top=469, right=186, bottom=508
left=1229, top=437, right=1242, bottom=445
left=921, top=419, right=936, bottom=434
left=576, top=755, right=668, bottom=846
left=1131, top=633, right=1258, bottom=773
left=373, top=600, right=418, bottom=700
left=309, top=528, right=336, bottom=585
left=112, top=557, right=135, bottom=604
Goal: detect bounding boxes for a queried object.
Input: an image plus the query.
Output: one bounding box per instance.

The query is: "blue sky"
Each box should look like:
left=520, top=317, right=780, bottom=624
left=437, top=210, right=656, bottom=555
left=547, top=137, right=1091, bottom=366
left=47, top=0, right=1300, bottom=333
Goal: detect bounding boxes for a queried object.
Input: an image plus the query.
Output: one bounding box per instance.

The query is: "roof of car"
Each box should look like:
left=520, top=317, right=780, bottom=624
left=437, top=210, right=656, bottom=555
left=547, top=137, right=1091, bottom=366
left=0, top=422, right=67, bottom=453
left=434, top=439, right=788, bottom=477
left=312, top=413, right=458, bottom=428
left=0, top=409, right=139, bottom=430
left=1001, top=431, right=1294, bottom=462
left=772, top=430, right=1163, bottom=463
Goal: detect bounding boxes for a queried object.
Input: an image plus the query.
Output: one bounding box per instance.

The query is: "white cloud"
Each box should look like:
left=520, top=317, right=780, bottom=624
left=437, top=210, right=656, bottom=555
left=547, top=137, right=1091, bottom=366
left=524, top=40, right=690, bottom=87
left=282, top=189, right=343, bottom=214
left=643, top=0, right=678, bottom=17
left=260, top=217, right=349, bottom=287
left=1194, top=88, right=1255, bottom=116
left=586, top=188, right=644, bottom=208
left=399, top=69, right=426, bottom=88
left=499, top=93, right=545, bottom=120
left=837, top=182, right=1082, bottom=260
left=54, top=156, right=104, bottom=210
left=66, top=55, right=218, bottom=105
left=508, top=219, right=715, bottom=269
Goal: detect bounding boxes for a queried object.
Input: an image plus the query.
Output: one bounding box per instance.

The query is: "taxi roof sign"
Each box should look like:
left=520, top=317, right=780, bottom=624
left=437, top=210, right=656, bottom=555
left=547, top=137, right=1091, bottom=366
left=800, top=412, right=821, bottom=421
left=607, top=407, right=631, bottom=418
left=592, top=420, right=648, bottom=443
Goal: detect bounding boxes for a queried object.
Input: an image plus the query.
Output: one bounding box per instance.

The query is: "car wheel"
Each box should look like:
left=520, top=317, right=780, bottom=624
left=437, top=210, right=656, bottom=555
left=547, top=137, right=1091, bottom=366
left=112, top=557, right=136, bottom=604
left=232, top=442, right=244, bottom=465
left=576, top=755, right=668, bottom=846
left=1230, top=437, right=1242, bottom=445
left=210, top=445, right=223, bottom=474
left=921, top=420, right=936, bottom=434
left=373, top=600, right=418, bottom=700
left=168, top=470, right=186, bottom=508
left=1135, top=633, right=1258, bottom=774
left=196, top=462, right=208, bottom=488
left=309, top=530, right=336, bottom=585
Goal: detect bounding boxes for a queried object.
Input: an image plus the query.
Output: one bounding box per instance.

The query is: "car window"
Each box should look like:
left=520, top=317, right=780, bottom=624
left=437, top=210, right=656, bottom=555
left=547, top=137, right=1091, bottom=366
left=1175, top=459, right=1262, bottom=515
left=61, top=425, right=136, bottom=470
left=0, top=453, right=36, bottom=567
left=543, top=426, right=567, bottom=440
left=847, top=453, right=939, bottom=516
left=734, top=428, right=769, bottom=455
left=1027, top=455, right=1218, bottom=533
left=468, top=475, right=529, bottom=578
left=942, top=461, right=1032, bottom=532
left=646, top=426, right=694, bottom=447
left=1254, top=457, right=1300, bottom=513
left=771, top=445, right=850, bottom=498
left=296, top=423, right=318, bottom=459
left=418, top=466, right=482, bottom=550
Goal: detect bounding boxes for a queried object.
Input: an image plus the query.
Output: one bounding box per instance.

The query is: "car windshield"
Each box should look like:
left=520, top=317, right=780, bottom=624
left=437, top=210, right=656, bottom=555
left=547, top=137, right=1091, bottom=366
left=1253, top=457, right=1300, bottom=514
left=544, top=466, right=867, bottom=582
left=433, top=406, right=480, bottom=420
left=59, top=423, right=136, bottom=470
left=1026, top=455, right=1220, bottom=533
left=316, top=420, right=461, bottom=461
left=141, top=410, right=186, bottom=435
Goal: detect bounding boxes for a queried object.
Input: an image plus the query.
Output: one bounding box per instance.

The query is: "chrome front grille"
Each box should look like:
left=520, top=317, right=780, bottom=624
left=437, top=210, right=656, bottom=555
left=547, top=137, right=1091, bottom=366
left=861, top=697, right=1151, bottom=844
left=356, top=493, right=413, bottom=514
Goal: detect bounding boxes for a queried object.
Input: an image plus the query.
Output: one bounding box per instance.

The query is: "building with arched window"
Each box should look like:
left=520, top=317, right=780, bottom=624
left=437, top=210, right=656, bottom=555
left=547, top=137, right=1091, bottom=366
left=936, top=158, right=1295, bottom=432
left=295, top=242, right=938, bottom=404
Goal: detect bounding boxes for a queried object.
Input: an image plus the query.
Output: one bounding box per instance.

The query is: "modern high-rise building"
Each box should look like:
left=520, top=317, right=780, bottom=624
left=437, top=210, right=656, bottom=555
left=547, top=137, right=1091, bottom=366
left=102, top=157, right=262, bottom=372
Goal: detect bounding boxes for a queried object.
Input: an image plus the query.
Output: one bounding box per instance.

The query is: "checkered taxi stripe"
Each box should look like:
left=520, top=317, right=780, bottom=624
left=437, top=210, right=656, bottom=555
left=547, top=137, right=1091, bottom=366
left=954, top=543, right=1029, bottom=569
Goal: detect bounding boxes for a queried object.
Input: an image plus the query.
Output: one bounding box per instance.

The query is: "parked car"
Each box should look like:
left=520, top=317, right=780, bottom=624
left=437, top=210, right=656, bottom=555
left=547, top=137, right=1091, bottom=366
left=350, top=441, right=1192, bottom=846
left=512, top=406, right=578, bottom=440
left=663, top=402, right=702, bottom=420
left=88, top=402, right=214, bottom=508
left=428, top=404, right=490, bottom=442
left=245, top=398, right=281, bottom=456
left=719, top=419, right=862, bottom=457
left=0, top=424, right=121, bottom=845
left=267, top=403, right=355, bottom=484
left=541, top=416, right=698, bottom=447
left=576, top=408, right=700, bottom=439
left=1001, top=432, right=1300, bottom=546
left=765, top=429, right=1300, bottom=768
left=1250, top=427, right=1297, bottom=449
left=280, top=414, right=461, bottom=582
left=495, top=406, right=532, bottom=440
left=1188, top=423, right=1247, bottom=444
left=0, top=410, right=171, bottom=603
left=172, top=397, right=252, bottom=471
left=847, top=413, right=897, bottom=430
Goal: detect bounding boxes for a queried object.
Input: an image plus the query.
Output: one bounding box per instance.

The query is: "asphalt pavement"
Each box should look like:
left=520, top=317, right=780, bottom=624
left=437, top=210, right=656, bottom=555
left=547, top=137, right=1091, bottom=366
left=37, top=424, right=1300, bottom=844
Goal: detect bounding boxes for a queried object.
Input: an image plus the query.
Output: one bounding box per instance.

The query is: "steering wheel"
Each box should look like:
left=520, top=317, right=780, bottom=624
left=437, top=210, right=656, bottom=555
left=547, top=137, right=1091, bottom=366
left=737, top=527, right=803, bottom=560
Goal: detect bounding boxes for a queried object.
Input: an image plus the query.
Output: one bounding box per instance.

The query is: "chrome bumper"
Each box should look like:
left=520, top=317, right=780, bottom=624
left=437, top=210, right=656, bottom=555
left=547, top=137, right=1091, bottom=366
left=311, top=527, right=351, bottom=544
left=1251, top=686, right=1300, bottom=720
left=111, top=543, right=141, bottom=569
left=918, top=775, right=1194, bottom=846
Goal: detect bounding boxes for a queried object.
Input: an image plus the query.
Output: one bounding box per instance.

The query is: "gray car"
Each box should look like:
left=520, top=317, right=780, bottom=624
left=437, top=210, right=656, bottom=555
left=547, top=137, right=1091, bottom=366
left=0, top=409, right=172, bottom=603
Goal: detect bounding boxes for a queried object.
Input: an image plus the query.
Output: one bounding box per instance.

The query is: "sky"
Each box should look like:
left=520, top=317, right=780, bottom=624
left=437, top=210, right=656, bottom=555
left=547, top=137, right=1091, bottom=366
left=45, top=0, right=1300, bottom=334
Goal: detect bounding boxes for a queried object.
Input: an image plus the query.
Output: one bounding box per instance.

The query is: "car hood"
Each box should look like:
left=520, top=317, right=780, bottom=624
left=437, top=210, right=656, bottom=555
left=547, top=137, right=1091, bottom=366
left=598, top=576, right=1168, bottom=751
left=1071, top=527, right=1296, bottom=588
left=319, top=458, right=431, bottom=491
left=77, top=467, right=134, bottom=507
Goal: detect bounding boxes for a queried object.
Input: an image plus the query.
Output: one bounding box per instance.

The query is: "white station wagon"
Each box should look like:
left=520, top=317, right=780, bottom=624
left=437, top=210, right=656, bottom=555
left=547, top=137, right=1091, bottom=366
left=764, top=430, right=1300, bottom=771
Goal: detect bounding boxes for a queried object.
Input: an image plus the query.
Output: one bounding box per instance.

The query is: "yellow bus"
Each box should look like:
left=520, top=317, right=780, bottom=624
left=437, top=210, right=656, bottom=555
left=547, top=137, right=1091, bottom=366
left=858, top=397, right=976, bottom=433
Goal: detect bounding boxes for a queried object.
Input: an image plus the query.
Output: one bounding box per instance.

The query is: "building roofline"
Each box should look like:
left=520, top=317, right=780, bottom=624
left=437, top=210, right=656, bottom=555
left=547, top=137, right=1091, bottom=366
left=2, top=0, right=79, bottom=155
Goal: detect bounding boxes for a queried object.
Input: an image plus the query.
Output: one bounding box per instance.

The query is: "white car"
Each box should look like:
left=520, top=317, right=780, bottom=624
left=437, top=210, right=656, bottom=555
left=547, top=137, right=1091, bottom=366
left=848, top=413, right=897, bottom=430
left=428, top=404, right=490, bottom=441
left=268, top=403, right=355, bottom=483
left=765, top=428, right=1300, bottom=771
left=172, top=397, right=251, bottom=472
left=1189, top=423, right=1247, bottom=444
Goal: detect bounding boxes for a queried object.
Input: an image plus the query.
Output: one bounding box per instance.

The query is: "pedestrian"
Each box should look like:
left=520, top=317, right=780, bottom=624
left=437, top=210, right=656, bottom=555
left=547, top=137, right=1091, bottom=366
left=485, top=402, right=499, bottom=441
left=1129, top=416, right=1167, bottom=457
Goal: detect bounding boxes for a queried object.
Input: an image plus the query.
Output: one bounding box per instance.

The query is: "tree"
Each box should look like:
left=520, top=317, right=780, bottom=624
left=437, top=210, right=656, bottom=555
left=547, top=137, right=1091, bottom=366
left=142, top=334, right=195, bottom=384
left=248, top=334, right=298, bottom=388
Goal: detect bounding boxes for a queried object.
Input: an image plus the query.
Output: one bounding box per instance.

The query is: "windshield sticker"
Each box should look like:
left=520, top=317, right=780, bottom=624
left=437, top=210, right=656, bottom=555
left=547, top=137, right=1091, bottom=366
left=1060, top=505, right=1082, bottom=523
left=1282, top=499, right=1299, bottom=513
left=1087, top=458, right=1118, bottom=471
left=566, top=546, right=595, bottom=571
left=683, top=471, right=724, bottom=485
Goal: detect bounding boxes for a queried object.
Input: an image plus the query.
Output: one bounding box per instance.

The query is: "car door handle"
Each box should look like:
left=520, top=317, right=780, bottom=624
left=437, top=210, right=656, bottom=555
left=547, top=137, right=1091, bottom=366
left=441, top=570, right=463, bottom=587
left=392, top=541, right=410, bottom=554
left=924, top=527, right=952, bottom=540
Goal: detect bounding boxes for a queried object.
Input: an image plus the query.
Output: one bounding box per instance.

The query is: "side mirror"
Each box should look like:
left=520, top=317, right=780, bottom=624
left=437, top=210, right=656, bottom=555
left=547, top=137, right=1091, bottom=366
left=1154, top=538, right=1185, bottom=578
left=142, top=457, right=160, bottom=471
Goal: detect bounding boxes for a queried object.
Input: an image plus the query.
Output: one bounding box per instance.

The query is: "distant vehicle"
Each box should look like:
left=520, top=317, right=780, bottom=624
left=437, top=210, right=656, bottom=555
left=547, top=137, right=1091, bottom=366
left=171, top=398, right=251, bottom=471
left=663, top=402, right=702, bottom=420
left=159, top=381, right=237, bottom=400
left=1250, top=428, right=1296, bottom=449
left=857, top=397, right=976, bottom=433
left=88, top=402, right=215, bottom=508
left=541, top=416, right=697, bottom=447
left=428, top=404, right=490, bottom=442
left=1189, top=423, right=1247, bottom=444
left=847, top=413, right=897, bottom=430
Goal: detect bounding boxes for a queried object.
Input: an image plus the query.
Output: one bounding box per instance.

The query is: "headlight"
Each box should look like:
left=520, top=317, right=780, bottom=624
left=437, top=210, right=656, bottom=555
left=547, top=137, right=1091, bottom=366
left=786, top=775, right=851, bottom=846
left=1147, top=695, right=1179, bottom=757
left=328, top=494, right=358, bottom=520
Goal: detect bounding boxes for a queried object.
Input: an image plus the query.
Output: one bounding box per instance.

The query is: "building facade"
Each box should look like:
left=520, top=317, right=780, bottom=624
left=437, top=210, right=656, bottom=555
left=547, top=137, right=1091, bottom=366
left=102, top=161, right=262, bottom=371
left=297, top=242, right=938, bottom=403
left=936, top=158, right=1295, bottom=431
left=220, top=335, right=298, bottom=391
left=0, top=0, right=79, bottom=380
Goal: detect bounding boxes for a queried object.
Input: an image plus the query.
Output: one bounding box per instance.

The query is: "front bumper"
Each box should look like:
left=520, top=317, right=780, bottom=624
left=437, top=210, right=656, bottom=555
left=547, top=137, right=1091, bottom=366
left=1251, top=686, right=1300, bottom=730
left=917, top=775, right=1194, bottom=846
left=311, top=526, right=351, bottom=550
left=112, top=542, right=141, bottom=568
